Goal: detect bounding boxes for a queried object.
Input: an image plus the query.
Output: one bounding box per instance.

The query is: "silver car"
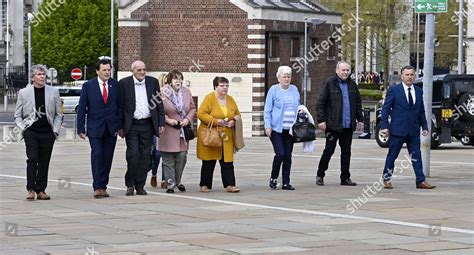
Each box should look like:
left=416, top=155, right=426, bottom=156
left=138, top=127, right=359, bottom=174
left=56, top=86, right=82, bottom=114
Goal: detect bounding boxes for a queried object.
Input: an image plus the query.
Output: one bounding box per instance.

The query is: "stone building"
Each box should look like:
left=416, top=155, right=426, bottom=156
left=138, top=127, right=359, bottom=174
left=118, top=0, right=342, bottom=137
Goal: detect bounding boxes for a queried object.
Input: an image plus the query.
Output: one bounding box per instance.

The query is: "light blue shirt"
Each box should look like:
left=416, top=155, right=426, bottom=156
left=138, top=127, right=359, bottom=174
left=264, top=84, right=300, bottom=133
left=339, top=80, right=351, bottom=129
left=281, top=89, right=296, bottom=130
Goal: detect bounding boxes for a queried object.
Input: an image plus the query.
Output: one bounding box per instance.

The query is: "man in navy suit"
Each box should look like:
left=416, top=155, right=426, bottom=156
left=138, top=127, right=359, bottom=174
left=380, top=66, right=435, bottom=189
left=77, top=59, right=123, bottom=198
left=119, top=60, right=164, bottom=196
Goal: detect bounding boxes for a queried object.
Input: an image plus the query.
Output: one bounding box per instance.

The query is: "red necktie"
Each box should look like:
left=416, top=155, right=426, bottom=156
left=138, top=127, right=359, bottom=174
left=102, top=82, right=108, bottom=104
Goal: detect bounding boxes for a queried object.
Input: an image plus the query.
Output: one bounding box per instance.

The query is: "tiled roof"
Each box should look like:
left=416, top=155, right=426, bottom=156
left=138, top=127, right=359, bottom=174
left=247, top=0, right=331, bottom=13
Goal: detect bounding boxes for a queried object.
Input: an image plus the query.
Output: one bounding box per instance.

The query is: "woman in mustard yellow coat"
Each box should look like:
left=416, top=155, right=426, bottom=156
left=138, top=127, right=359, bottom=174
left=197, top=77, right=241, bottom=193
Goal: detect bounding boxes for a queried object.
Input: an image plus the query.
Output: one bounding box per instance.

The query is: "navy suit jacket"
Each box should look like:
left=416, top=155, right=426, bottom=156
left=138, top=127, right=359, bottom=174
left=77, top=78, right=122, bottom=138
left=380, top=83, right=428, bottom=137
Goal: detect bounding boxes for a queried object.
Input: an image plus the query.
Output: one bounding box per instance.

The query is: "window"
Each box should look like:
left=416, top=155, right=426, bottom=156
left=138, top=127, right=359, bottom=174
left=269, top=37, right=280, bottom=58
left=290, top=37, right=300, bottom=57
left=328, top=38, right=336, bottom=57
left=310, top=37, right=319, bottom=50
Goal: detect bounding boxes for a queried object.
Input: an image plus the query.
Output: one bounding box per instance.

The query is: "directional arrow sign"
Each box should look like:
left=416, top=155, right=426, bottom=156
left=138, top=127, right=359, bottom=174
left=415, top=0, right=447, bottom=13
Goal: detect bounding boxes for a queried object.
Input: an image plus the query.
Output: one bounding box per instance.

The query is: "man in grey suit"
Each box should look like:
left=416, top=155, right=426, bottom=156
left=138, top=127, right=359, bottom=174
left=14, top=65, right=62, bottom=200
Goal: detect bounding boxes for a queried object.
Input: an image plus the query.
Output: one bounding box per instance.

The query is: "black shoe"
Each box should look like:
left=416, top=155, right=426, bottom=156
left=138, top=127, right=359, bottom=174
left=269, top=178, right=277, bottom=189
left=136, top=188, right=147, bottom=195
left=282, top=184, right=295, bottom=190
left=166, top=188, right=174, bottom=193
left=316, top=176, right=324, bottom=186
left=341, top=179, right=357, bottom=186
left=126, top=187, right=134, bottom=196
left=177, top=184, right=186, bottom=192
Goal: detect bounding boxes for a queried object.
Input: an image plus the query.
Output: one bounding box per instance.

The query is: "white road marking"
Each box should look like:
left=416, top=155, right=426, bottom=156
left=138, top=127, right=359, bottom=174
left=1, top=174, right=473, bottom=235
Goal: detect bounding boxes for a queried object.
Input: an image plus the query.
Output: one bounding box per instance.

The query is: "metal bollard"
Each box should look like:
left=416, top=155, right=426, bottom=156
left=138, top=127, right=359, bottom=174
left=358, top=108, right=371, bottom=139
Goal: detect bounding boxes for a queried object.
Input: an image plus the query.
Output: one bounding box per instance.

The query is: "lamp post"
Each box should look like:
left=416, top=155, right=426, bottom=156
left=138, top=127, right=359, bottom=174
left=26, top=13, right=34, bottom=84
left=303, top=17, right=326, bottom=106
left=355, top=0, right=359, bottom=84
left=111, top=0, right=114, bottom=78
left=458, top=0, right=464, bottom=74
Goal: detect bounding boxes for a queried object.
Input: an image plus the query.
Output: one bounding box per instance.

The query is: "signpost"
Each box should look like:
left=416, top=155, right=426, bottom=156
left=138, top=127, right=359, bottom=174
left=415, top=0, right=446, bottom=177
left=71, top=68, right=82, bottom=80
left=415, top=0, right=447, bottom=13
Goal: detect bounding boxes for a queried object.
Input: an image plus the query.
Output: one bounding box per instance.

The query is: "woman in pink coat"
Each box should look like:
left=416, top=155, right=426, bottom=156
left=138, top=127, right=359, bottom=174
left=158, top=70, right=196, bottom=193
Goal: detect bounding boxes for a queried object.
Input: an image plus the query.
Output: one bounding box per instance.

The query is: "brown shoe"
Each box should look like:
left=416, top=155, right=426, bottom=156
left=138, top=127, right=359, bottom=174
left=136, top=188, right=147, bottom=195
left=102, top=189, right=109, bottom=197
left=160, top=181, right=167, bottom=189
left=94, top=189, right=103, bottom=198
left=226, top=186, right=240, bottom=193
left=383, top=181, right=393, bottom=189
left=200, top=186, right=210, bottom=192
left=37, top=192, right=51, bottom=200
left=150, top=176, right=157, bottom=188
left=417, top=181, right=436, bottom=189
left=126, top=187, right=134, bottom=196
left=26, top=190, right=35, bottom=200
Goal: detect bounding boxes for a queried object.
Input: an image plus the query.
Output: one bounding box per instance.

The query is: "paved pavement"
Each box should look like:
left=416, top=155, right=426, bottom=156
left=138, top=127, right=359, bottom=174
left=1, top=137, right=473, bottom=254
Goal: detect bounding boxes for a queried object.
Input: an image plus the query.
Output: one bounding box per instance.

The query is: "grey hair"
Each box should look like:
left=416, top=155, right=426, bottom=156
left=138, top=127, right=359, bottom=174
left=276, top=65, right=292, bottom=78
left=30, top=64, right=47, bottom=78
left=131, top=60, right=145, bottom=71
left=336, top=61, right=350, bottom=71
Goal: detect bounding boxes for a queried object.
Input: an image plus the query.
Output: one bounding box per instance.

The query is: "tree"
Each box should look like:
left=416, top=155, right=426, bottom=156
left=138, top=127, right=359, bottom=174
left=317, top=0, right=460, bottom=85
left=30, top=0, right=117, bottom=82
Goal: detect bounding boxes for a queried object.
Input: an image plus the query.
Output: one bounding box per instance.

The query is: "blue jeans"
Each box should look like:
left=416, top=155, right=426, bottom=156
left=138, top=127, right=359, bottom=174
left=270, top=130, right=294, bottom=185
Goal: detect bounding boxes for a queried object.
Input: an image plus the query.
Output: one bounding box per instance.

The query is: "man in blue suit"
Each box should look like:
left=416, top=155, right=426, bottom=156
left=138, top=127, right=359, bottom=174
left=77, top=59, right=123, bottom=198
left=380, top=66, right=435, bottom=189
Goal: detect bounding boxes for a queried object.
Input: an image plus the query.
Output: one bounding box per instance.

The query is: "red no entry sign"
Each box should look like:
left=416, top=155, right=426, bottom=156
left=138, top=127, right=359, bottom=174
left=71, top=68, right=82, bottom=80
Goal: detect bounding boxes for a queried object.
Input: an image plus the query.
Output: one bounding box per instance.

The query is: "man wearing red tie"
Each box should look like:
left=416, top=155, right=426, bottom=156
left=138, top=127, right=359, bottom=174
left=77, top=59, right=123, bottom=198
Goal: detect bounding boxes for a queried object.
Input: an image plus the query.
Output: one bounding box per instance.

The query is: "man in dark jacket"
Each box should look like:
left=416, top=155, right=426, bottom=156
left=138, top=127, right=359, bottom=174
left=119, top=60, right=165, bottom=196
left=316, top=61, right=363, bottom=186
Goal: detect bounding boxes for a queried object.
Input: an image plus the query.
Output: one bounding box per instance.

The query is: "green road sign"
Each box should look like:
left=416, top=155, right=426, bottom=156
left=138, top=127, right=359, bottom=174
left=415, top=0, right=448, bottom=13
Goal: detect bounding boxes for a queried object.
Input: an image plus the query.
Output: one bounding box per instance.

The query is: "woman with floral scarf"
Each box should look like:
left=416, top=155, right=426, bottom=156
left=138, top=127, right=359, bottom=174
left=158, top=70, right=196, bottom=193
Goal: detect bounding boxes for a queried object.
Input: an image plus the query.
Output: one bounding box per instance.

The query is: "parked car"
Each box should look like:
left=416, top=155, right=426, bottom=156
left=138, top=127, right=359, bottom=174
left=56, top=86, right=82, bottom=114
left=375, top=74, right=474, bottom=149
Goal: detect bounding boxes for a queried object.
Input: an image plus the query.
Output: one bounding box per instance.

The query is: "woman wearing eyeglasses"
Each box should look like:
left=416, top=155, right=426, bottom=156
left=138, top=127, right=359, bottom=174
left=158, top=70, right=196, bottom=193
left=196, top=76, right=241, bottom=193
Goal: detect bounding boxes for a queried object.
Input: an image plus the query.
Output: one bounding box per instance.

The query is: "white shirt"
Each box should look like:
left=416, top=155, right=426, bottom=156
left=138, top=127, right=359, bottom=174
left=133, top=76, right=151, bottom=119
left=98, top=78, right=108, bottom=96
left=402, top=82, right=416, bottom=105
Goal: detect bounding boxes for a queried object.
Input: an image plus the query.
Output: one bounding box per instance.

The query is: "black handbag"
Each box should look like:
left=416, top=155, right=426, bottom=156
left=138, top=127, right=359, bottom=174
left=292, top=111, right=316, bottom=143
left=183, top=125, right=195, bottom=141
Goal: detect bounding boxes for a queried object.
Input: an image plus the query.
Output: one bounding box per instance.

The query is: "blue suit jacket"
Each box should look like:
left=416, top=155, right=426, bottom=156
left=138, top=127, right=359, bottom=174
left=77, top=78, right=122, bottom=138
left=380, top=83, right=428, bottom=137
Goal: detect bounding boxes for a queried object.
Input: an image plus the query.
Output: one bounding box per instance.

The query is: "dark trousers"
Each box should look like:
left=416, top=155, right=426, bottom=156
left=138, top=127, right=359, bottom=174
left=125, top=119, right=154, bottom=189
left=88, top=128, right=117, bottom=191
left=317, top=128, right=353, bottom=180
left=200, top=151, right=236, bottom=189
left=383, top=134, right=425, bottom=185
left=270, top=130, right=294, bottom=185
left=151, top=136, right=163, bottom=179
left=24, top=129, right=55, bottom=192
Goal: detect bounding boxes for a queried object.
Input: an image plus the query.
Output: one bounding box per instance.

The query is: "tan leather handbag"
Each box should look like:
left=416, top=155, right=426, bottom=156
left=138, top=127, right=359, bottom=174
left=201, top=119, right=222, bottom=147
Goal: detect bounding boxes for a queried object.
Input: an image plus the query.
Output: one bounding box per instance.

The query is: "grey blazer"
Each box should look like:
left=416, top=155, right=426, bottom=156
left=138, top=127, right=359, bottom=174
left=14, top=84, right=63, bottom=138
